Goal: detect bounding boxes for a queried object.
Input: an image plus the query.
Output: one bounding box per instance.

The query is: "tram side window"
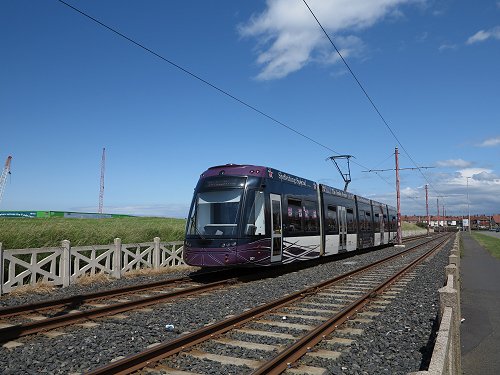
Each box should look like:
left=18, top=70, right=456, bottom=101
left=303, top=201, right=319, bottom=233
left=383, top=214, right=389, bottom=231
left=326, top=206, right=338, bottom=234
left=287, top=199, right=303, bottom=232
left=243, top=190, right=266, bottom=236
left=390, top=215, right=397, bottom=231
left=359, top=210, right=366, bottom=231
left=366, top=212, right=372, bottom=231
left=346, top=208, right=356, bottom=234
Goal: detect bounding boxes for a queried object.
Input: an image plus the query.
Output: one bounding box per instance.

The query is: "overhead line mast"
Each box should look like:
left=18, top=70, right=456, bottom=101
left=98, top=148, right=105, bottom=214
left=0, top=156, right=12, bottom=207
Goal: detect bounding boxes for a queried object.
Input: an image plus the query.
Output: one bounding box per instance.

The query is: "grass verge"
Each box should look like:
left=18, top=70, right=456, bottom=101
left=0, top=217, right=186, bottom=249
left=402, top=222, right=425, bottom=231
left=471, top=232, right=500, bottom=259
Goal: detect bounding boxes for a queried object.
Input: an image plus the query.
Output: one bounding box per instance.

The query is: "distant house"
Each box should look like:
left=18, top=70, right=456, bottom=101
left=492, top=214, right=500, bottom=228
left=401, top=214, right=500, bottom=229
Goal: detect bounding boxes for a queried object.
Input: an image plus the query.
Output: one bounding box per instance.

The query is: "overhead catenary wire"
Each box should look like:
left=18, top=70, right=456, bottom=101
left=57, top=0, right=429, bottom=209
left=56, top=0, right=401, bottom=192
left=302, top=0, right=444, bottom=201
left=56, top=0, right=342, bottom=157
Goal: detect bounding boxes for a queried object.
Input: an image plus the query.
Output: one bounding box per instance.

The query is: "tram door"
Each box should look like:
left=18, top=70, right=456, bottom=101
left=270, top=194, right=283, bottom=262
left=338, top=206, right=347, bottom=252
left=379, top=210, right=385, bottom=244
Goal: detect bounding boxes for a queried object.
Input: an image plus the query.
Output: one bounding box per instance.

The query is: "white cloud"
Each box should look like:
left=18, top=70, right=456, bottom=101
left=438, top=43, right=457, bottom=51
left=466, top=26, right=500, bottom=44
left=436, top=159, right=472, bottom=168
left=477, top=136, right=500, bottom=147
left=456, top=168, right=492, bottom=180
left=240, top=0, right=416, bottom=80
left=416, top=31, right=428, bottom=43
left=472, top=171, right=500, bottom=182
left=396, top=170, right=500, bottom=215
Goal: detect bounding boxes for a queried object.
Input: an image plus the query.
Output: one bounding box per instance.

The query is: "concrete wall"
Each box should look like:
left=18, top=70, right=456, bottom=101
left=409, top=233, right=461, bottom=375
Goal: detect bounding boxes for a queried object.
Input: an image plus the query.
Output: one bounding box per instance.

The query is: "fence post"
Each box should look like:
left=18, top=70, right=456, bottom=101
left=445, top=264, right=460, bottom=321
left=113, top=238, right=122, bottom=279
left=61, top=240, right=71, bottom=287
left=439, top=282, right=461, bottom=374
left=153, top=237, right=161, bottom=269
left=0, top=242, right=3, bottom=296
left=449, top=253, right=459, bottom=268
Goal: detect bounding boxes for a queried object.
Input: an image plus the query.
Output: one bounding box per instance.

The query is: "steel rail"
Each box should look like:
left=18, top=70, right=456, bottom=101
left=0, top=276, right=190, bottom=318
left=86, top=234, right=450, bottom=375
left=0, top=237, right=429, bottom=319
left=0, top=269, right=228, bottom=319
left=251, top=234, right=451, bottom=374
left=402, top=233, right=433, bottom=243
left=0, top=278, right=237, bottom=343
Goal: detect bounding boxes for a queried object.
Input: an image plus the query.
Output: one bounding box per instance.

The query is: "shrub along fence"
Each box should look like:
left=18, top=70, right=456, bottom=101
left=0, top=238, right=184, bottom=295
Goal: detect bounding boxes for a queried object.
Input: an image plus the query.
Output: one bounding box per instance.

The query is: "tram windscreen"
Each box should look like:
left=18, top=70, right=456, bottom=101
left=188, top=189, right=242, bottom=237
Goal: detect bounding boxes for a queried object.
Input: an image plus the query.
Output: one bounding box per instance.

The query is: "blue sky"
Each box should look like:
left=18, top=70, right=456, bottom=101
left=1, top=0, right=499, bottom=218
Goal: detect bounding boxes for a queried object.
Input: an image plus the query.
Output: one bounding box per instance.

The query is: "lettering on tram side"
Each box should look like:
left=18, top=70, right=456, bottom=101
left=268, top=170, right=317, bottom=190
left=277, top=172, right=308, bottom=187
left=321, top=185, right=355, bottom=199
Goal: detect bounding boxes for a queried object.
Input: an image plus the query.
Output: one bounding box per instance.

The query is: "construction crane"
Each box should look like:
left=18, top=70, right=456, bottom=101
left=98, top=148, right=105, bottom=214
left=0, top=155, right=12, bottom=206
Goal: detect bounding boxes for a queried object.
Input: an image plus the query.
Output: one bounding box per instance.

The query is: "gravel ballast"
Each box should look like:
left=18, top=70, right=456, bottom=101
left=0, top=236, right=453, bottom=374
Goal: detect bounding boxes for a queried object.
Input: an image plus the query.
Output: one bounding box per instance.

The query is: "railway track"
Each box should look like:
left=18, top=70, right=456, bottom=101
left=0, top=249, right=370, bottom=343
left=0, top=269, right=247, bottom=343
left=85, top=233, right=451, bottom=375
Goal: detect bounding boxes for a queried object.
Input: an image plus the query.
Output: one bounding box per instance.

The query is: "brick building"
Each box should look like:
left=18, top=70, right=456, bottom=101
left=402, top=214, right=499, bottom=230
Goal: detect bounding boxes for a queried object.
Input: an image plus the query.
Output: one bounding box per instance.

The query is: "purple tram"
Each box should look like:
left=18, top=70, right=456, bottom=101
left=183, top=164, right=398, bottom=267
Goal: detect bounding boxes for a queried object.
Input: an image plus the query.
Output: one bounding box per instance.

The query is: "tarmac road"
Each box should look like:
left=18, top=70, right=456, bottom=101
left=461, top=232, right=500, bottom=375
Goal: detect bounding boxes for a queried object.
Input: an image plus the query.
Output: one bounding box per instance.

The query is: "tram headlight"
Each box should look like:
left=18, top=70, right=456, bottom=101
left=220, top=241, right=237, bottom=248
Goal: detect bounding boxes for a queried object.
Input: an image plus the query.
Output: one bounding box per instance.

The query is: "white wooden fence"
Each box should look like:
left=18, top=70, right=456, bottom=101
left=0, top=238, right=184, bottom=295
left=0, top=230, right=428, bottom=296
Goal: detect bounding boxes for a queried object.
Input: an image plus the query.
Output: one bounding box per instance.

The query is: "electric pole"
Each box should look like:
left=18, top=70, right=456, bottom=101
left=425, top=184, right=430, bottom=236
left=395, top=147, right=402, bottom=245
left=362, top=147, right=434, bottom=245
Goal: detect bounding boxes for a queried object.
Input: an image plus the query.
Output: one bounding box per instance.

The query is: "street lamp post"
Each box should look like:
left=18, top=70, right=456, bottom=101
left=466, top=177, right=471, bottom=233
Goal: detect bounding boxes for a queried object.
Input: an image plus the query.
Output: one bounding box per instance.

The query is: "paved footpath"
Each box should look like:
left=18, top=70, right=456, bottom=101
left=461, top=232, right=500, bottom=375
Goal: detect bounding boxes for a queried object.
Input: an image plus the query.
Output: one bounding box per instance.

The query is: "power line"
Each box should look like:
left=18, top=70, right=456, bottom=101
left=56, top=0, right=418, bottom=202
left=57, top=0, right=342, bottom=157
left=302, top=0, right=444, bottom=200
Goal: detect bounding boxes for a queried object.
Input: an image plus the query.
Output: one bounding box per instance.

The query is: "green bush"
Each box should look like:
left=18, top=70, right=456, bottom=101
left=0, top=217, right=187, bottom=249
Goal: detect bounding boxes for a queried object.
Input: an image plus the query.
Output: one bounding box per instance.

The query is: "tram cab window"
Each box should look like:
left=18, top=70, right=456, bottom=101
left=188, top=189, right=242, bottom=237
left=242, top=190, right=266, bottom=236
